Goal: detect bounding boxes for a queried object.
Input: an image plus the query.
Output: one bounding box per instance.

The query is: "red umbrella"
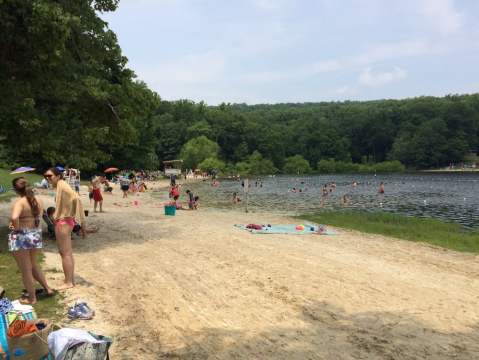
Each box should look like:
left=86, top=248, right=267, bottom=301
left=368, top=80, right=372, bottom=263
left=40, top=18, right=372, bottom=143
left=104, top=167, right=119, bottom=173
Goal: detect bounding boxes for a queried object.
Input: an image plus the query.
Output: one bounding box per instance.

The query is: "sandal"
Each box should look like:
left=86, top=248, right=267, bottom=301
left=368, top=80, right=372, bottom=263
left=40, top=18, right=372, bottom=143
left=21, top=289, right=56, bottom=299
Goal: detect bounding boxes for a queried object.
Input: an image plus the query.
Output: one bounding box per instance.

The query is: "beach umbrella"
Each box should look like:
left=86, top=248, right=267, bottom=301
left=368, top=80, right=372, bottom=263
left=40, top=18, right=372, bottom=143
left=10, top=166, right=35, bottom=175
left=104, top=167, right=119, bottom=173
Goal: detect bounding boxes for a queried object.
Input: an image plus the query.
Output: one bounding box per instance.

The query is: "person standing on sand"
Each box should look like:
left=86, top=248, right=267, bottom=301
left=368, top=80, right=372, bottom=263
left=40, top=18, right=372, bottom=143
left=9, top=177, right=55, bottom=304
left=44, top=167, right=86, bottom=290
left=92, top=177, right=104, bottom=212
left=120, top=176, right=130, bottom=198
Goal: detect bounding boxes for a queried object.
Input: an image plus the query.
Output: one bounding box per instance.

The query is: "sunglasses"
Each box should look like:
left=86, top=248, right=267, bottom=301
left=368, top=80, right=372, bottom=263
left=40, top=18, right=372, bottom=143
left=44, top=174, right=53, bottom=179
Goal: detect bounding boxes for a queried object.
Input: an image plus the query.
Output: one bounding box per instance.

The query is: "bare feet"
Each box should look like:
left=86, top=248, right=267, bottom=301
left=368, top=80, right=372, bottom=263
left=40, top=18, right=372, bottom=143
left=44, top=288, right=56, bottom=297
left=56, top=282, right=75, bottom=291
left=19, top=297, right=37, bottom=305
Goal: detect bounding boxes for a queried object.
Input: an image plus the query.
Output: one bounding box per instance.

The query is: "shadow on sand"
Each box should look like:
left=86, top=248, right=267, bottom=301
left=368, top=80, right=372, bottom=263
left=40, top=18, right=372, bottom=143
left=147, top=300, right=479, bottom=360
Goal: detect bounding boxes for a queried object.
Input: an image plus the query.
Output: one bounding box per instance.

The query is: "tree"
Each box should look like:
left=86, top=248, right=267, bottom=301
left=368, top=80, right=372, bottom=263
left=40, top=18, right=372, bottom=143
left=240, top=151, right=278, bottom=175
left=198, top=157, right=225, bottom=173
left=283, top=155, right=311, bottom=174
left=180, top=136, right=219, bottom=169
left=0, top=0, right=155, bottom=170
left=186, top=120, right=213, bottom=140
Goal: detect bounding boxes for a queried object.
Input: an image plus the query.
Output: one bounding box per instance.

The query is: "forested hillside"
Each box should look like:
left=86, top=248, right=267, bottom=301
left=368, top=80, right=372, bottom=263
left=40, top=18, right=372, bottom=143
left=1, top=1, right=478, bottom=174
left=153, top=95, right=479, bottom=172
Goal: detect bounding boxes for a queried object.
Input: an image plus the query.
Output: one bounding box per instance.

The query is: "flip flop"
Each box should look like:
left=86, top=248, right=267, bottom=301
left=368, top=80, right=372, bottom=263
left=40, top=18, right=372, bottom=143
left=21, top=289, right=57, bottom=299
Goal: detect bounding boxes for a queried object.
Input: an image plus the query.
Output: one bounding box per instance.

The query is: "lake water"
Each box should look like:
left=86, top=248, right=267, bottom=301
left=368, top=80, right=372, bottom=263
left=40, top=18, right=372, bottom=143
left=185, top=173, right=479, bottom=229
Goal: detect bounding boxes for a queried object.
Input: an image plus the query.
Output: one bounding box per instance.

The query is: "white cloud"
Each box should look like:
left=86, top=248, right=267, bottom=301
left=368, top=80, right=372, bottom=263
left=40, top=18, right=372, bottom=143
left=352, top=39, right=439, bottom=66
left=140, top=51, right=226, bottom=85
left=358, top=67, right=407, bottom=87
left=416, top=0, right=463, bottom=35
left=312, top=60, right=341, bottom=73
left=335, top=85, right=351, bottom=94
left=241, top=59, right=341, bottom=84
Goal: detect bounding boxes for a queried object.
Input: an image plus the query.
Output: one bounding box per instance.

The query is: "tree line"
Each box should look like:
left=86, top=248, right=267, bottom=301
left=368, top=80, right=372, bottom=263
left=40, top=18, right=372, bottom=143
left=1, top=1, right=478, bottom=175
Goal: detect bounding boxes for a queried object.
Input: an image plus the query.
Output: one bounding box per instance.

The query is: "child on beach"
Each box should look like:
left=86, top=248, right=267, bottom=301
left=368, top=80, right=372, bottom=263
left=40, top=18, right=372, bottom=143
left=186, top=189, right=195, bottom=209
left=193, top=196, right=200, bottom=210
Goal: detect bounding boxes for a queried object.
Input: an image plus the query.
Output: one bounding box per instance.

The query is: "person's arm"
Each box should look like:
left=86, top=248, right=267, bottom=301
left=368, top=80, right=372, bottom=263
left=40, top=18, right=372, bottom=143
left=53, top=182, right=63, bottom=221
left=37, top=198, right=44, bottom=220
left=10, top=200, right=22, bottom=230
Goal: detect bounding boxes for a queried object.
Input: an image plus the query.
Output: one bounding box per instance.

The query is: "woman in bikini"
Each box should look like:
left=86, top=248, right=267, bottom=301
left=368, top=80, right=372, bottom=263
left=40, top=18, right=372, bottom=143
left=44, top=167, right=86, bottom=290
left=9, top=177, right=54, bottom=304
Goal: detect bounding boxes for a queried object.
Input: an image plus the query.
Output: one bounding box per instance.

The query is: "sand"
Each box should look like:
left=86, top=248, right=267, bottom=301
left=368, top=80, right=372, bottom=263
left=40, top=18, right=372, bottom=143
left=12, top=183, right=479, bottom=358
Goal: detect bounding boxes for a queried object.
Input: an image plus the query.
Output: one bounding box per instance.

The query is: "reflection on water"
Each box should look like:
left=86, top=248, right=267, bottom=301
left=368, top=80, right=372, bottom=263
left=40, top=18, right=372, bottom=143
left=186, top=173, right=479, bottom=229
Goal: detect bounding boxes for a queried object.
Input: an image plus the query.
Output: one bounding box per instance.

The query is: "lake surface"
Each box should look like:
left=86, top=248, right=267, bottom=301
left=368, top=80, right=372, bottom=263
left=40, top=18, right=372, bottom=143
left=186, top=173, right=479, bottom=229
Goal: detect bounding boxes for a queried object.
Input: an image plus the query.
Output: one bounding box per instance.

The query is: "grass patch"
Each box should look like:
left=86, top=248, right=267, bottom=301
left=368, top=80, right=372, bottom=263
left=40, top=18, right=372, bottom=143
left=302, top=211, right=479, bottom=253
left=0, top=169, right=43, bottom=202
left=0, top=227, right=61, bottom=320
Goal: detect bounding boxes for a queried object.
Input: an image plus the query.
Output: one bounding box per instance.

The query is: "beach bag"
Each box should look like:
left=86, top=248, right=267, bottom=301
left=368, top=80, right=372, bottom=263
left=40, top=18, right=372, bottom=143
left=7, top=319, right=52, bottom=359
left=63, top=334, right=112, bottom=360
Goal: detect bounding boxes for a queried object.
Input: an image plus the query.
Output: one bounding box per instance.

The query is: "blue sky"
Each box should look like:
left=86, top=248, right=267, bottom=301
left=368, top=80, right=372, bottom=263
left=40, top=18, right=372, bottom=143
left=101, top=0, right=479, bottom=105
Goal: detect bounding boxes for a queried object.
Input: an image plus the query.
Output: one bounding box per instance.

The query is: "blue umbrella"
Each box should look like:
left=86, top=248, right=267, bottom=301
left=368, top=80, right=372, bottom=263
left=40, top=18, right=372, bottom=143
left=10, top=166, right=35, bottom=175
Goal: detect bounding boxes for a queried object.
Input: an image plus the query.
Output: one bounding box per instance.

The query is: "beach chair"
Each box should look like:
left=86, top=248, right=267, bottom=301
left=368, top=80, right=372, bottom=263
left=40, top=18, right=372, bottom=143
left=42, top=211, right=55, bottom=239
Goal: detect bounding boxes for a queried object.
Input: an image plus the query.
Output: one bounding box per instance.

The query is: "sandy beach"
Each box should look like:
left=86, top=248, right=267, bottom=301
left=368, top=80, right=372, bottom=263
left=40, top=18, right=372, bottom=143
left=16, top=183, right=479, bottom=359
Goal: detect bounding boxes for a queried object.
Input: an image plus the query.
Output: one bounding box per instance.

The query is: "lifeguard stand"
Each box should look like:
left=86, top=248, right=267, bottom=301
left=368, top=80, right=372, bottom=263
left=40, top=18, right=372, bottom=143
left=163, top=160, right=183, bottom=184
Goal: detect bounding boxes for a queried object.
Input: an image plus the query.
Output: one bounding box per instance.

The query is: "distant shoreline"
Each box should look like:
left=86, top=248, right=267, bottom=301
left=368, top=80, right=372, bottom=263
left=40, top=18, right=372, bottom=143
left=419, top=168, right=479, bottom=173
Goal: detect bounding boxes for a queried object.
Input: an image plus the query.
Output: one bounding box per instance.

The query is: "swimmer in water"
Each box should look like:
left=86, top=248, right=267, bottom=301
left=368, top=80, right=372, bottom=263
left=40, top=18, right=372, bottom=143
left=233, top=192, right=241, bottom=204
left=322, top=185, right=329, bottom=197
left=378, top=181, right=385, bottom=194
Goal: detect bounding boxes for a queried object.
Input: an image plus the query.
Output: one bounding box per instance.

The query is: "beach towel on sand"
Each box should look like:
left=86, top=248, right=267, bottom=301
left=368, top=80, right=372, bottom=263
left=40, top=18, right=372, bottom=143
left=235, top=223, right=336, bottom=235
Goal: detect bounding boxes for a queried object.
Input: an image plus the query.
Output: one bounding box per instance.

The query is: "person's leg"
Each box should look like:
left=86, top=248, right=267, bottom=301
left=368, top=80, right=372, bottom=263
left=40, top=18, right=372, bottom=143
left=99, top=200, right=103, bottom=212
left=94, top=200, right=98, bottom=212
left=55, top=224, right=75, bottom=289
left=12, top=250, right=36, bottom=304
left=30, top=249, right=54, bottom=294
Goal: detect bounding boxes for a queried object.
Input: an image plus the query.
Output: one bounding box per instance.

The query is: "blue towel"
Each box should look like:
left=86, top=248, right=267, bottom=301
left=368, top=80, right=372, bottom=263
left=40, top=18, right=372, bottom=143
left=235, top=223, right=335, bottom=235
left=0, top=312, right=9, bottom=360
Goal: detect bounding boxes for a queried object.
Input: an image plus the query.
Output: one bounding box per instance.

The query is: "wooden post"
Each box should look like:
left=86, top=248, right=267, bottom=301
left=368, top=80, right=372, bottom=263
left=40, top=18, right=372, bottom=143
left=244, top=178, right=249, bottom=213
